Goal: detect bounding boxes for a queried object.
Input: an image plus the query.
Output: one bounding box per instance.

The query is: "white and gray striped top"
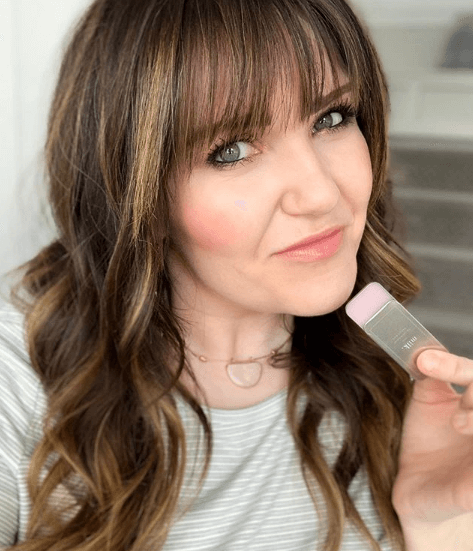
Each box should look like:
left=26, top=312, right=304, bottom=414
left=0, top=302, right=397, bottom=550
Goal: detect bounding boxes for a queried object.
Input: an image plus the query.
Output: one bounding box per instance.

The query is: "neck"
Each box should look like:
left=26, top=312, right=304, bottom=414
left=182, top=315, right=294, bottom=362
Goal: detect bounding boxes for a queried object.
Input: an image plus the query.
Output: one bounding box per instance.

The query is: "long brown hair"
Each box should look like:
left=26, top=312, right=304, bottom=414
left=10, top=0, right=420, bottom=549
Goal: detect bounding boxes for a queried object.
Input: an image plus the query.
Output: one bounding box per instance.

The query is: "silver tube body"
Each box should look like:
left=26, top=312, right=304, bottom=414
left=363, top=300, right=446, bottom=381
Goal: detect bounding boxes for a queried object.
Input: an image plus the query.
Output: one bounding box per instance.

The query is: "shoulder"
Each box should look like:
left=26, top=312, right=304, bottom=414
left=0, top=301, right=31, bottom=366
left=0, top=301, right=43, bottom=407
left=0, top=301, right=46, bottom=474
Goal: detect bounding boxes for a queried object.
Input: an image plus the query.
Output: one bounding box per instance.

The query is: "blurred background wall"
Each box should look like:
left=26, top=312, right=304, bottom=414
left=0, top=0, right=91, bottom=294
left=1, top=0, right=472, bottom=354
left=351, top=0, right=473, bottom=358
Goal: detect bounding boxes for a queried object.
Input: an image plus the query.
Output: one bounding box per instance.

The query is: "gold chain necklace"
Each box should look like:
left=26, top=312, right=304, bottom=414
left=185, top=335, right=292, bottom=388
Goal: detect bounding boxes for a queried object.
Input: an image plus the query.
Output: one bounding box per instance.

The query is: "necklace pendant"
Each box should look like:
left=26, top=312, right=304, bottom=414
left=226, top=361, right=263, bottom=388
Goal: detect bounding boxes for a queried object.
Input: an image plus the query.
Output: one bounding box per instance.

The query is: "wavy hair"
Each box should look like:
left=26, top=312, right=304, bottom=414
left=10, top=0, right=420, bottom=549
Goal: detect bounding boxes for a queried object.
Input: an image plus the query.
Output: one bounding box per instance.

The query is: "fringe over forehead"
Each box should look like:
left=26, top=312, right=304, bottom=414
left=171, top=0, right=376, bottom=172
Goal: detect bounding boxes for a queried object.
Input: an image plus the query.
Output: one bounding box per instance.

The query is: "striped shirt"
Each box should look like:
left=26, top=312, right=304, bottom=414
left=0, top=302, right=396, bottom=550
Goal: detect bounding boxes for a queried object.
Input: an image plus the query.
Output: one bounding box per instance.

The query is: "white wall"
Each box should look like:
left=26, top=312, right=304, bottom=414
left=351, top=0, right=473, bottom=26
left=0, top=0, right=91, bottom=296
left=1, top=0, right=473, bottom=296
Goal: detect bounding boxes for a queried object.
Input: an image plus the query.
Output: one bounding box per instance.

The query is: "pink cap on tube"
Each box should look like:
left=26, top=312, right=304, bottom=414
left=345, top=282, right=393, bottom=327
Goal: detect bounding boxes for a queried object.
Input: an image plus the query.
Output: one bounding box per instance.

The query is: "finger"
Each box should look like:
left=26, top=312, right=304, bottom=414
left=416, top=350, right=470, bottom=395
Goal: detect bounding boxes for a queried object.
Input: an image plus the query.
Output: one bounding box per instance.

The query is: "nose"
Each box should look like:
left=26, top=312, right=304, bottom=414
left=277, top=138, right=341, bottom=216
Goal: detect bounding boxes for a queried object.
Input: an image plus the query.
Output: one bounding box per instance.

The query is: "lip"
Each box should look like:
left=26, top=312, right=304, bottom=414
left=276, top=228, right=343, bottom=262
left=276, top=227, right=343, bottom=254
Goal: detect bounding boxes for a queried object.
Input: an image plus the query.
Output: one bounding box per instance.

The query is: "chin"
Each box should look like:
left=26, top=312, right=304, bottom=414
left=289, top=264, right=358, bottom=318
left=291, top=298, right=350, bottom=318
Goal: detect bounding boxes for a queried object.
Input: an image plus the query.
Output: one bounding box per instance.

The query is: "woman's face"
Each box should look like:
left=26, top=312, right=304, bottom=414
left=168, top=76, right=373, bottom=320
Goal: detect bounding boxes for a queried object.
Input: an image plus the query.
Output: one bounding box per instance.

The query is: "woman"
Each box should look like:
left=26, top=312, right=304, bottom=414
left=0, top=0, right=472, bottom=549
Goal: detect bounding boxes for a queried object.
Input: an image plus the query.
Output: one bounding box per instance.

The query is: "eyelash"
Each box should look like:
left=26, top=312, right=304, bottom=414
left=205, top=100, right=358, bottom=170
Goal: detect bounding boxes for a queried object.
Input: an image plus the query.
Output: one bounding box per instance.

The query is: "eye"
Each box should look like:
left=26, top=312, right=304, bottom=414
left=313, top=111, right=344, bottom=132
left=206, top=139, right=258, bottom=169
left=214, top=142, right=252, bottom=164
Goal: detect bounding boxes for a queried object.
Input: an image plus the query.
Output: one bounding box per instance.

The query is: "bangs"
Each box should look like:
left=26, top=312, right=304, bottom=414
left=172, top=0, right=367, bottom=173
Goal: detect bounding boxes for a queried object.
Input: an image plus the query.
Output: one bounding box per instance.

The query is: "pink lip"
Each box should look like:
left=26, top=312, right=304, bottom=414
left=276, top=228, right=343, bottom=262
left=276, top=227, right=343, bottom=254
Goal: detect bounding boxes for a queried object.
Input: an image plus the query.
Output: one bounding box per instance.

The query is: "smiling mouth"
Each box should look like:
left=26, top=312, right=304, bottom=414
left=276, top=227, right=343, bottom=254
left=275, top=229, right=344, bottom=262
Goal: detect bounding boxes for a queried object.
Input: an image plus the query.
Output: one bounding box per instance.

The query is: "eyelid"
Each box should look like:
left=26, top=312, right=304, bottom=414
left=314, top=93, right=356, bottom=116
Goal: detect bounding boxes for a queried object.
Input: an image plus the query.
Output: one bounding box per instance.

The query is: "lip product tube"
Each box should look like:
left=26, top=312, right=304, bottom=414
left=345, top=282, right=466, bottom=395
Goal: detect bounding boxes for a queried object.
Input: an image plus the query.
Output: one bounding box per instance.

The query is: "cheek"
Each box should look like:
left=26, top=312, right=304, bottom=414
left=181, top=203, right=247, bottom=251
left=359, top=146, right=373, bottom=200
left=342, top=134, right=373, bottom=205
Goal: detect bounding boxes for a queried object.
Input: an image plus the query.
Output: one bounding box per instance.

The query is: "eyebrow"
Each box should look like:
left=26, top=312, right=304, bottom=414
left=312, top=82, right=354, bottom=114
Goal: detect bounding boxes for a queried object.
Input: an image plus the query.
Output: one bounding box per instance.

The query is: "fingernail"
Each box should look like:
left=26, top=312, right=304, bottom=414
left=421, top=352, right=440, bottom=372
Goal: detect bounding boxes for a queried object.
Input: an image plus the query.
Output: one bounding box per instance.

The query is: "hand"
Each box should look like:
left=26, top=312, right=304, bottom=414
left=392, top=349, right=473, bottom=543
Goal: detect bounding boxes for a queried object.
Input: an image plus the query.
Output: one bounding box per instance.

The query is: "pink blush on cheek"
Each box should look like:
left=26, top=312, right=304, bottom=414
left=182, top=204, right=246, bottom=251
